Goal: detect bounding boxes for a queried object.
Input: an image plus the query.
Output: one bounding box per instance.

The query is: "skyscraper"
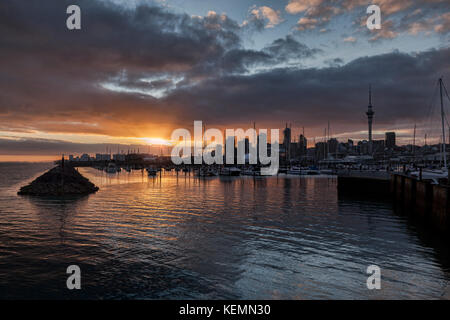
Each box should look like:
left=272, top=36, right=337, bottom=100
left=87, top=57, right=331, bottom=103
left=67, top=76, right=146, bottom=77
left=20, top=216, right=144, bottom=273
left=328, top=138, right=338, bottom=154
left=385, top=132, right=396, bottom=149
left=283, top=123, right=291, bottom=160
left=299, top=134, right=307, bottom=157
left=366, top=85, right=375, bottom=153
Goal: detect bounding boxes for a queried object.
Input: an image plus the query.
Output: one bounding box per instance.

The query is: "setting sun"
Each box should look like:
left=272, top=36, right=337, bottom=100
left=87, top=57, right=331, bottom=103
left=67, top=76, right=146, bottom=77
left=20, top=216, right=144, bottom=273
left=141, top=137, right=172, bottom=146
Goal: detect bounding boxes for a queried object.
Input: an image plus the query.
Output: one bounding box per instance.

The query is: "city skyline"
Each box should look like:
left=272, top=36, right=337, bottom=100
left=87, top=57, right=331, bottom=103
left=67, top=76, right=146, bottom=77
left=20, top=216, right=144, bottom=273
left=1, top=0, right=449, bottom=161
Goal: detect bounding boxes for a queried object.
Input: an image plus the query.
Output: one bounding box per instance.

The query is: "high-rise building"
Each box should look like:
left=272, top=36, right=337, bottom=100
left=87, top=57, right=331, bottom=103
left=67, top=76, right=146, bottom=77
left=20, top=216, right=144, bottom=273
left=348, top=139, right=354, bottom=147
left=328, top=138, right=338, bottom=154
left=80, top=154, right=90, bottom=161
left=358, top=140, right=369, bottom=155
left=372, top=140, right=385, bottom=153
left=385, top=132, right=396, bottom=149
left=283, top=124, right=291, bottom=160
left=366, top=85, right=375, bottom=153
left=298, top=134, right=307, bottom=157
left=315, top=142, right=327, bottom=160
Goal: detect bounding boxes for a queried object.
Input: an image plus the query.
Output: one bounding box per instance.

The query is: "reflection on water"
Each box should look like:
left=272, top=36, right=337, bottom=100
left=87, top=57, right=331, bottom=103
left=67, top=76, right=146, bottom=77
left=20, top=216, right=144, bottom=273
left=1, top=163, right=450, bottom=299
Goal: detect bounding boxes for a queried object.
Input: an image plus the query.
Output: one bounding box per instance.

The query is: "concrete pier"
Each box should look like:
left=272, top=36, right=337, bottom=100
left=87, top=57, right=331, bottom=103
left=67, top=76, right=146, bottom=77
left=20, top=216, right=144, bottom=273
left=338, top=172, right=450, bottom=233
left=391, top=174, right=449, bottom=232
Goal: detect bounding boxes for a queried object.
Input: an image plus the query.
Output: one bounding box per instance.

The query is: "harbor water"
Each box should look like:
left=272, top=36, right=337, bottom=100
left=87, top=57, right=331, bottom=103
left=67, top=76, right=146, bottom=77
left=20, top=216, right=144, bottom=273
left=1, top=162, right=450, bottom=299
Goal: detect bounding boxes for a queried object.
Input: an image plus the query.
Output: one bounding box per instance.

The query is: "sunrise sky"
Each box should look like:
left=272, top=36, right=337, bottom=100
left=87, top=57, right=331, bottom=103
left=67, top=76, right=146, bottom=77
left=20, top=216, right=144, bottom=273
left=1, top=0, right=449, bottom=160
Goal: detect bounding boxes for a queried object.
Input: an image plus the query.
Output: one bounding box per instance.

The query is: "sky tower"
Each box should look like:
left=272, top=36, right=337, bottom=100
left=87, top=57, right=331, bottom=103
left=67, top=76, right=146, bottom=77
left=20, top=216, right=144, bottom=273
left=366, top=85, right=374, bottom=153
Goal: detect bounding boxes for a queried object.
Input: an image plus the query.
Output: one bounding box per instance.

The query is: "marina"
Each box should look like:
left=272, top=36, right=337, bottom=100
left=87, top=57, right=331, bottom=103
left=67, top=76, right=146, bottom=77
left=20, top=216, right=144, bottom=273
left=54, top=78, right=450, bottom=238
left=2, top=0, right=450, bottom=302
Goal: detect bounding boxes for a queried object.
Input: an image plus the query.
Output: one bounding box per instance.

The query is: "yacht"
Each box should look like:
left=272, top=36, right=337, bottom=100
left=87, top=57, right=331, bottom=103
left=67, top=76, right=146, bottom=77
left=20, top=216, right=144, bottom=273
left=287, top=167, right=302, bottom=175
left=320, top=169, right=334, bottom=175
left=242, top=167, right=261, bottom=176
left=220, top=167, right=241, bottom=176
left=278, top=167, right=288, bottom=174
left=105, top=163, right=119, bottom=174
left=409, top=169, right=447, bottom=184
left=197, top=167, right=218, bottom=177
left=306, top=169, right=321, bottom=175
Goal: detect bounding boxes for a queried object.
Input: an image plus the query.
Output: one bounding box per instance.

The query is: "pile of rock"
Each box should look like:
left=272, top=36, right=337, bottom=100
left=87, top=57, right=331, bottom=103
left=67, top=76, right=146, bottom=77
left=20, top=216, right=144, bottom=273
left=18, top=165, right=99, bottom=196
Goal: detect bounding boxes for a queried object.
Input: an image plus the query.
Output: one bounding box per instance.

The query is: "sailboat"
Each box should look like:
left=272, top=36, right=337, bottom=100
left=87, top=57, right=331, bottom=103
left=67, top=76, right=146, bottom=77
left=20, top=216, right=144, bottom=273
left=220, top=167, right=241, bottom=176
left=410, top=78, right=449, bottom=183
left=146, top=167, right=157, bottom=176
left=105, top=162, right=119, bottom=173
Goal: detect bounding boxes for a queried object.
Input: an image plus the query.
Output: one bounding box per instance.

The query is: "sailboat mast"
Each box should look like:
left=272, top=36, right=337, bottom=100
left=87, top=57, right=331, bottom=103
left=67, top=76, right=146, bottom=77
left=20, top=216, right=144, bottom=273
left=413, top=123, right=416, bottom=160
left=440, top=78, right=447, bottom=168
left=327, top=121, right=330, bottom=156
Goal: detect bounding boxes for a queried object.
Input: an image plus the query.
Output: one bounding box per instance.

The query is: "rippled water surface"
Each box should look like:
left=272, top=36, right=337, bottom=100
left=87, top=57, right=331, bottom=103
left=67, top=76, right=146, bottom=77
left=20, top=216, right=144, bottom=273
left=1, top=162, right=450, bottom=299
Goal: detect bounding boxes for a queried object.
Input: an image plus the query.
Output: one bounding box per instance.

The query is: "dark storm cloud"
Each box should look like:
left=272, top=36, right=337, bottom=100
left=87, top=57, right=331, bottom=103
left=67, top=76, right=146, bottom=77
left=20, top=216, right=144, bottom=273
left=0, top=0, right=250, bottom=136
left=217, top=49, right=272, bottom=74
left=324, top=58, right=344, bottom=68
left=163, top=48, right=450, bottom=135
left=0, top=0, right=323, bottom=137
left=0, top=0, right=239, bottom=72
left=263, top=35, right=323, bottom=62
left=0, top=0, right=449, bottom=153
left=196, top=36, right=322, bottom=75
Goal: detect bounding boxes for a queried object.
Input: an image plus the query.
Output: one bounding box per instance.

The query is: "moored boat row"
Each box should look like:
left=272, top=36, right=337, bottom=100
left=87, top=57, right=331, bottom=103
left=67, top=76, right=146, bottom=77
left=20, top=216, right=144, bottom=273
left=94, top=162, right=339, bottom=177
